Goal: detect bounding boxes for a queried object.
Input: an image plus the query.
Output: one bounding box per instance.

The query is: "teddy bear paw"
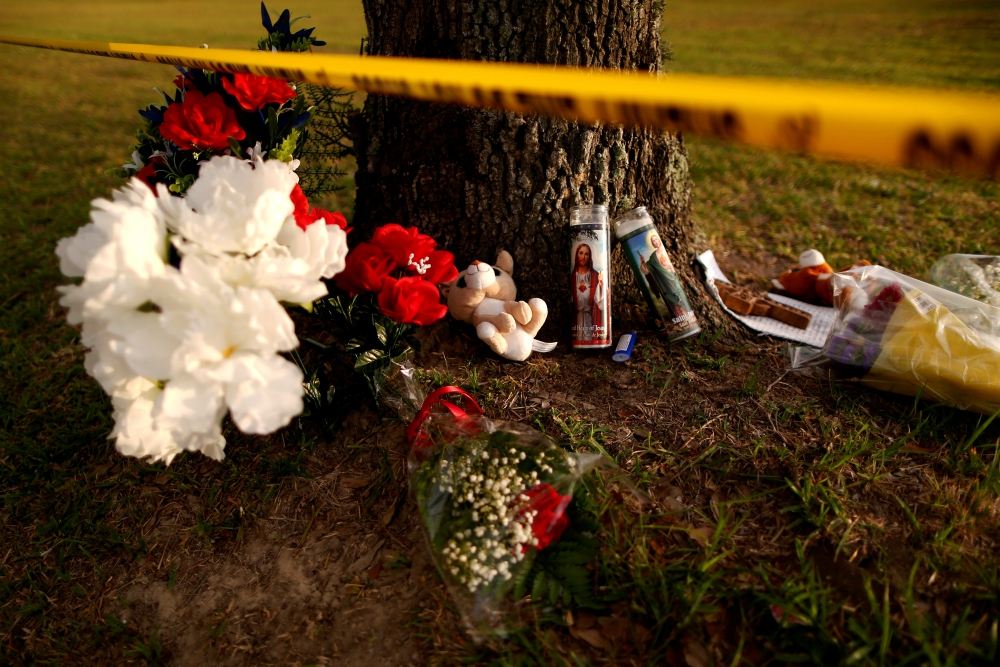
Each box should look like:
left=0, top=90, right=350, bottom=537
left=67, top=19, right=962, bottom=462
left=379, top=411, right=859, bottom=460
left=495, top=313, right=516, bottom=334
left=507, top=301, right=532, bottom=326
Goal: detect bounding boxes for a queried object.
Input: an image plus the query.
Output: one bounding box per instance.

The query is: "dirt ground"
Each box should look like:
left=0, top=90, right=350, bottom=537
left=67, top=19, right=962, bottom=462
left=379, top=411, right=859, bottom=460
left=66, top=249, right=814, bottom=665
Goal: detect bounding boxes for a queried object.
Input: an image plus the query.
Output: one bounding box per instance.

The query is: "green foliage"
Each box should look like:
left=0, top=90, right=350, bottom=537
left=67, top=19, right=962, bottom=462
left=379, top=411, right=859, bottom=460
left=295, top=83, right=354, bottom=199
left=167, top=173, right=195, bottom=194
left=268, top=127, right=300, bottom=163
left=511, top=489, right=603, bottom=610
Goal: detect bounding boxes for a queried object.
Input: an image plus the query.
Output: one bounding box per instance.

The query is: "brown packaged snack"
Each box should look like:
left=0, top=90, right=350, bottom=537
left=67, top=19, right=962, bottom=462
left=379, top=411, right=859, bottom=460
left=768, top=302, right=812, bottom=329
left=715, top=280, right=755, bottom=315
left=714, top=279, right=812, bottom=329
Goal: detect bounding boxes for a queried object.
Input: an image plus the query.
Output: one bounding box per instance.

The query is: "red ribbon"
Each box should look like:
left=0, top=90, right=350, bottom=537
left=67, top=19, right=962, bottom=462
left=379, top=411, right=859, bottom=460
left=406, top=385, right=484, bottom=449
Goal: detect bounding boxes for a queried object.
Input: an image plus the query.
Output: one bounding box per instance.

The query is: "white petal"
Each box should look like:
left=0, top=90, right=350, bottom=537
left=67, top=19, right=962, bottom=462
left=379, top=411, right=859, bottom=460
left=107, top=312, right=180, bottom=381
left=168, top=156, right=297, bottom=255
left=224, top=353, right=303, bottom=434
left=154, top=374, right=225, bottom=436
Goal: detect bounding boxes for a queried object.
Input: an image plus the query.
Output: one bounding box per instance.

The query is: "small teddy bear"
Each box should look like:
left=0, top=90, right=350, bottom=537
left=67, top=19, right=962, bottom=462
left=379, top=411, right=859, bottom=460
left=443, top=251, right=551, bottom=361
left=772, top=249, right=871, bottom=306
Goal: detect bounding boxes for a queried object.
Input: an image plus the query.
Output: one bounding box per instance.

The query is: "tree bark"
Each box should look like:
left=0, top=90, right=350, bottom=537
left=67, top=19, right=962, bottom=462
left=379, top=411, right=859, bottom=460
left=352, top=0, right=728, bottom=339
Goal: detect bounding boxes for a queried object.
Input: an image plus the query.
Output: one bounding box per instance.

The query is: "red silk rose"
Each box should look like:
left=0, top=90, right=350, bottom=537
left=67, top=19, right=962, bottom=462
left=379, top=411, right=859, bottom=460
left=222, top=73, right=296, bottom=111
left=412, top=248, right=459, bottom=285
left=377, top=276, right=448, bottom=326
left=520, top=484, right=572, bottom=551
left=335, top=243, right=396, bottom=295
left=290, top=184, right=350, bottom=231
left=370, top=224, right=438, bottom=267
left=159, top=90, right=245, bottom=151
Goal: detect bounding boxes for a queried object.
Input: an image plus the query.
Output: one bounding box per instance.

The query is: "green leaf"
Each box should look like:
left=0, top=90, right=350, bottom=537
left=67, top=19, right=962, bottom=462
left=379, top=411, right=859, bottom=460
left=227, top=136, right=244, bottom=158
left=512, top=550, right=536, bottom=599
left=267, top=105, right=279, bottom=141
left=354, top=348, right=387, bottom=373
left=531, top=571, right=548, bottom=601
left=168, top=173, right=195, bottom=194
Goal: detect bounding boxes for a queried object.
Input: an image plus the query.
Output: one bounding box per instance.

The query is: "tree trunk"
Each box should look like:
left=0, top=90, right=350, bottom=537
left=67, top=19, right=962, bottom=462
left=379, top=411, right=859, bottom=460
left=352, top=0, right=728, bottom=339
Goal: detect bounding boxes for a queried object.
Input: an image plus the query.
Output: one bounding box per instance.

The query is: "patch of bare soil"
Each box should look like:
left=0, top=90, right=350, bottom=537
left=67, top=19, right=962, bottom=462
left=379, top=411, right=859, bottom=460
left=104, top=417, right=433, bottom=666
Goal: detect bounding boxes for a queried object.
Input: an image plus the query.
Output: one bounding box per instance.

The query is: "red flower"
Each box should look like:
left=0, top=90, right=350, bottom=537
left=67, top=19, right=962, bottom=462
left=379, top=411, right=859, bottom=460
left=335, top=243, right=397, bottom=295
left=290, top=184, right=350, bottom=231
left=370, top=224, right=438, bottom=268
left=520, top=484, right=573, bottom=551
left=172, top=73, right=190, bottom=90
left=222, top=73, right=296, bottom=111
left=135, top=156, right=166, bottom=195
left=311, top=208, right=349, bottom=230
left=410, top=248, right=458, bottom=285
left=290, top=184, right=313, bottom=229
left=377, top=276, right=448, bottom=326
left=159, top=90, right=245, bottom=151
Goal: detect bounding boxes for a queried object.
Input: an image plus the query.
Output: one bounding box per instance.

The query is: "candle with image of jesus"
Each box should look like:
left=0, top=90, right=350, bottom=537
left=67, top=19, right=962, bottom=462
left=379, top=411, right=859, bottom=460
left=569, top=205, right=612, bottom=349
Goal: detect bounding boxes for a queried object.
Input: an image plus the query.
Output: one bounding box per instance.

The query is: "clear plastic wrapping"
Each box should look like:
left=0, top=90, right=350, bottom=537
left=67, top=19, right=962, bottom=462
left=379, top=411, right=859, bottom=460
left=789, top=265, right=1000, bottom=414
left=929, top=254, right=1000, bottom=307
left=383, top=362, right=630, bottom=637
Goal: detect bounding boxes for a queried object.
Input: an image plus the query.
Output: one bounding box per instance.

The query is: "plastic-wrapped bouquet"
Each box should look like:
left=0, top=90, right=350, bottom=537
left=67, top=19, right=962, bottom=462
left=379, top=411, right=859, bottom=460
left=791, top=264, right=1000, bottom=414
left=929, top=253, right=1000, bottom=307
left=386, top=366, right=624, bottom=635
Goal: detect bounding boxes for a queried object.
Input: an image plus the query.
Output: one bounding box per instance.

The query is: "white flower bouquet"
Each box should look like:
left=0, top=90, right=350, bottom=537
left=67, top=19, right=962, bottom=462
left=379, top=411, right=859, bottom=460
left=56, top=155, right=347, bottom=464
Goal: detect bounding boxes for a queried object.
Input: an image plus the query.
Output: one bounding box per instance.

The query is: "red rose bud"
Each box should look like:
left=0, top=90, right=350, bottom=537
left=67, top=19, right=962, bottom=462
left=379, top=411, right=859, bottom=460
left=370, top=224, right=438, bottom=267
left=159, top=90, right=245, bottom=152
left=135, top=156, right=166, bottom=195
left=409, top=248, right=458, bottom=285
left=377, top=276, right=448, bottom=326
left=290, top=185, right=350, bottom=232
left=521, top=484, right=572, bottom=551
left=311, top=208, right=349, bottom=230
left=290, top=184, right=313, bottom=230
left=335, top=243, right=397, bottom=295
left=222, top=73, right=296, bottom=111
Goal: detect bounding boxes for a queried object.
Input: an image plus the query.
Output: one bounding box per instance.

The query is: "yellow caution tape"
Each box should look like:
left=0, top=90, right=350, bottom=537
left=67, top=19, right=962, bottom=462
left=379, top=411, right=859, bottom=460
left=3, top=35, right=1000, bottom=177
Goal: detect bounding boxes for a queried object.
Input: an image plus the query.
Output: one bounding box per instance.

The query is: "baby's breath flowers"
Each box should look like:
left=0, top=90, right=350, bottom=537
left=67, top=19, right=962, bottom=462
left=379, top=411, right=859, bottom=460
left=416, top=429, right=576, bottom=595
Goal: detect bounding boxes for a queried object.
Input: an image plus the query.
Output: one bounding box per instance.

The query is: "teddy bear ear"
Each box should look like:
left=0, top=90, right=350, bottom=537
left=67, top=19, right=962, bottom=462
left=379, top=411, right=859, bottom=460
left=495, top=250, right=514, bottom=275
left=440, top=282, right=452, bottom=299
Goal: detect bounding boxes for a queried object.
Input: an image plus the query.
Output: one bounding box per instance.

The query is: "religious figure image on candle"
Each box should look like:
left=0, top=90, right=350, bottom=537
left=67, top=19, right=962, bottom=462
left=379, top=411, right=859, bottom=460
left=570, top=242, right=608, bottom=344
left=638, top=231, right=692, bottom=322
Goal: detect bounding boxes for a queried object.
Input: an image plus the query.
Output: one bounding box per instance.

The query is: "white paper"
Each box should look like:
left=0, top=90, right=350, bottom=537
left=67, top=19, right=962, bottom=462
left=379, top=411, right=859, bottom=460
left=697, top=250, right=835, bottom=348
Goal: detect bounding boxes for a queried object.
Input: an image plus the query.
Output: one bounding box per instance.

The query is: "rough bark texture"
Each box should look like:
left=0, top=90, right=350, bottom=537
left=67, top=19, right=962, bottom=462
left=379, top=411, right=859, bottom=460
left=352, top=0, right=727, bottom=339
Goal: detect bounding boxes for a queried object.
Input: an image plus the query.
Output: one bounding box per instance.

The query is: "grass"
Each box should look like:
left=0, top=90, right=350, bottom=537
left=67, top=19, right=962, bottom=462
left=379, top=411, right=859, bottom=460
left=2, top=0, right=1000, bottom=664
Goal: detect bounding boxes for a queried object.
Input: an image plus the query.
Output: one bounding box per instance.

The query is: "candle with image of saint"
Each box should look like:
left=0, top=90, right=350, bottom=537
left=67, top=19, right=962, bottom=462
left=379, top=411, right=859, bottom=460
left=613, top=206, right=700, bottom=342
left=569, top=205, right=612, bottom=349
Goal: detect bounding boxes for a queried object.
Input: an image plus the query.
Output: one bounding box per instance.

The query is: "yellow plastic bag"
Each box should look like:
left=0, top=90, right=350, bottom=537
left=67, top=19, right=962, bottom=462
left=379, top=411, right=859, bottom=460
left=789, top=265, right=1000, bottom=414
left=863, top=289, right=1000, bottom=414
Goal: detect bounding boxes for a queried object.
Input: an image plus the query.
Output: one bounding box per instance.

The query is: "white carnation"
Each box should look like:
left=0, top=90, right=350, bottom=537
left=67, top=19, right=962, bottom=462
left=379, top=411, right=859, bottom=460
left=57, top=159, right=320, bottom=466
left=160, top=156, right=297, bottom=255
left=153, top=256, right=303, bottom=437
left=171, top=202, right=348, bottom=305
